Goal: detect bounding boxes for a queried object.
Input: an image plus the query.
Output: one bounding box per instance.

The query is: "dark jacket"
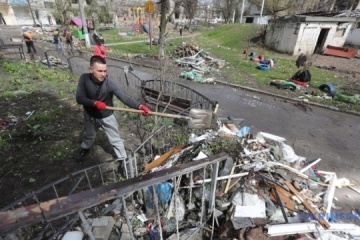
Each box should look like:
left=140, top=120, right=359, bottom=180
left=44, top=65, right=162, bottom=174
left=76, top=73, right=140, bottom=118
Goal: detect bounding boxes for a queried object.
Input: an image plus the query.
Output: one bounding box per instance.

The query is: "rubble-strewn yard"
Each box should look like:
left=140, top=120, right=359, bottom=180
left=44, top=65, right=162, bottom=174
left=1, top=25, right=360, bottom=239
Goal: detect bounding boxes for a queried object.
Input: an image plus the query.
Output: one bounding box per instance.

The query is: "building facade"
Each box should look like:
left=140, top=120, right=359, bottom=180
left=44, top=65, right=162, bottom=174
left=265, top=13, right=356, bottom=55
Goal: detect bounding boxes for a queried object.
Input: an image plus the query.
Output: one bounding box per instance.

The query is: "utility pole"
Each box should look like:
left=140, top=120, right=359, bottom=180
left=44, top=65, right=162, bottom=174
left=260, top=0, right=265, bottom=24
left=240, top=0, right=245, bottom=23
left=79, top=0, right=91, bottom=47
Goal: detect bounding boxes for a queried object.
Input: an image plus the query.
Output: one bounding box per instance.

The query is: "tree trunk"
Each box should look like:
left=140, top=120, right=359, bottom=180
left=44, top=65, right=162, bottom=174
left=158, top=0, right=167, bottom=58
left=27, top=0, right=37, bottom=26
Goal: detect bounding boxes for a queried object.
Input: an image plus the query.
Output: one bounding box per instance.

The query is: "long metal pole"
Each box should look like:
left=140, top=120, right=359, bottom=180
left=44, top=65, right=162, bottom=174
left=260, top=0, right=265, bottom=24
left=240, top=0, right=245, bottom=23
left=79, top=0, right=91, bottom=47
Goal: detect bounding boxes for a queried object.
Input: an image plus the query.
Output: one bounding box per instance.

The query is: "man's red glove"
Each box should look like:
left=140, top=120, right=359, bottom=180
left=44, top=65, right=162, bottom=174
left=94, top=101, right=107, bottom=110
left=139, top=104, right=150, bottom=116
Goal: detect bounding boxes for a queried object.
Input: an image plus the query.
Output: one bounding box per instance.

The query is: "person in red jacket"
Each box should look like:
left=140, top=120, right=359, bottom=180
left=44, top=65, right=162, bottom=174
left=93, top=34, right=106, bottom=58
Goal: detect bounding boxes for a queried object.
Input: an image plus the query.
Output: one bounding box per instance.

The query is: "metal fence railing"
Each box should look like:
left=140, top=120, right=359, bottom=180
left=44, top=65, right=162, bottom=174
left=0, top=38, right=25, bottom=60
left=141, top=79, right=216, bottom=113
left=0, top=120, right=227, bottom=239
left=107, top=64, right=145, bottom=100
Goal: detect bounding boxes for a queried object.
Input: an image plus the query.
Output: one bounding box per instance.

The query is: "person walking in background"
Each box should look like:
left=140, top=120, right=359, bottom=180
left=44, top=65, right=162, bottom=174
left=53, top=28, right=63, bottom=54
left=64, top=30, right=74, bottom=55
left=179, top=26, right=183, bottom=36
left=75, top=56, right=150, bottom=164
left=23, top=30, right=36, bottom=60
left=93, top=34, right=106, bottom=59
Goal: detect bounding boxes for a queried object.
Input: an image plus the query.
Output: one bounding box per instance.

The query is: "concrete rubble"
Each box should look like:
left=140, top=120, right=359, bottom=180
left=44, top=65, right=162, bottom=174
left=55, top=117, right=358, bottom=240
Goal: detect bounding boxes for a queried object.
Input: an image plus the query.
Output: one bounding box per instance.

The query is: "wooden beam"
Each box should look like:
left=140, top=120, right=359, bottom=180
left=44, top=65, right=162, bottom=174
left=144, top=144, right=186, bottom=172
left=283, top=180, right=331, bottom=229
left=0, top=153, right=228, bottom=234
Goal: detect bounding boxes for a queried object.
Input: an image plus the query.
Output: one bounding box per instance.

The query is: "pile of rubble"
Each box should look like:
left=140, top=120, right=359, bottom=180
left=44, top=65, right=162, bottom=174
left=59, top=118, right=359, bottom=240
left=41, top=55, right=68, bottom=67
left=174, top=42, right=225, bottom=84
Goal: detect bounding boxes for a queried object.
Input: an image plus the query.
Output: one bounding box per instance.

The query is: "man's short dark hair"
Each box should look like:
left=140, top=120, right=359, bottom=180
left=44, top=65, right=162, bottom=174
left=90, top=56, right=106, bottom=66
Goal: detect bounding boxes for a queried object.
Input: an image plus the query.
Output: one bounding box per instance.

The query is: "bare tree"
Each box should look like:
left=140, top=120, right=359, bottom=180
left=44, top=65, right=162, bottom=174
left=213, top=0, right=239, bottom=23
left=109, top=0, right=127, bottom=18
left=247, top=0, right=298, bottom=18
left=179, top=0, right=198, bottom=27
left=53, top=0, right=72, bottom=24
left=158, top=0, right=169, bottom=57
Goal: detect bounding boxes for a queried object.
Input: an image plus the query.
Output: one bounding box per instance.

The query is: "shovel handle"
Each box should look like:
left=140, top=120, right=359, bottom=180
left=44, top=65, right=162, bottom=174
left=106, top=106, right=190, bottom=120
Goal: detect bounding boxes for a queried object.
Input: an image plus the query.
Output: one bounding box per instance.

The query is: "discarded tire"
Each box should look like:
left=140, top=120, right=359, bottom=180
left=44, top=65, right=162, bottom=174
left=280, top=81, right=297, bottom=91
left=257, top=64, right=271, bottom=71
left=270, top=80, right=286, bottom=88
left=319, top=83, right=336, bottom=95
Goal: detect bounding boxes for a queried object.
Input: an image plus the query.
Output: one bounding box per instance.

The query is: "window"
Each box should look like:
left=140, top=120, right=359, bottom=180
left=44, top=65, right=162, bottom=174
left=72, top=0, right=78, bottom=4
left=335, top=28, right=346, bottom=37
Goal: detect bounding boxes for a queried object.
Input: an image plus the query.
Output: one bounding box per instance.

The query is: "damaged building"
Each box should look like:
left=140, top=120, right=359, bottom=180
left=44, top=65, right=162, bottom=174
left=265, top=12, right=358, bottom=56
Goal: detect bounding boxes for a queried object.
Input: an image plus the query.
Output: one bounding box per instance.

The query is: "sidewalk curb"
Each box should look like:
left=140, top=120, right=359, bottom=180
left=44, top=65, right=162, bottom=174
left=215, top=80, right=360, bottom=117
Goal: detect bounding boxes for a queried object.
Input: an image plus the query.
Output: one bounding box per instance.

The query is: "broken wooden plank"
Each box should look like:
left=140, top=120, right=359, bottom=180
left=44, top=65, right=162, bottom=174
left=144, top=144, right=186, bottom=172
left=224, top=165, right=236, bottom=194
left=283, top=180, right=331, bottom=229
left=269, top=187, right=296, bottom=211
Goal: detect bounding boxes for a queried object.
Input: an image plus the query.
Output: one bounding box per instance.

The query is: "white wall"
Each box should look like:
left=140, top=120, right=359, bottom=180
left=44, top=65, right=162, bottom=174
left=265, top=21, right=298, bottom=54
left=241, top=15, right=271, bottom=24
left=294, top=22, right=353, bottom=55
left=346, top=26, right=360, bottom=46
left=0, top=6, right=18, bottom=25
left=266, top=20, right=353, bottom=55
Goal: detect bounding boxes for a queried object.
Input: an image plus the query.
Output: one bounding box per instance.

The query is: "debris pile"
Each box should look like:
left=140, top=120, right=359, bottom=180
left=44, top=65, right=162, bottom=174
left=0, top=115, right=17, bottom=130
left=41, top=56, right=68, bottom=67
left=58, top=118, right=359, bottom=240
left=174, top=42, right=225, bottom=83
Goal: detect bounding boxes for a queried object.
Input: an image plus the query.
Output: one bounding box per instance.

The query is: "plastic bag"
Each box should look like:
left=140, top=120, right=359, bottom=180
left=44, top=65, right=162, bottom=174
left=174, top=195, right=185, bottom=221
left=280, top=142, right=306, bottom=163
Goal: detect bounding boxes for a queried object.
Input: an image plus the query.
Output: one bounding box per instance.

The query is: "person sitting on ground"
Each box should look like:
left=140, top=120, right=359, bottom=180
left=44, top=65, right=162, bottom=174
left=93, top=34, right=106, bottom=59
left=75, top=56, right=151, bottom=165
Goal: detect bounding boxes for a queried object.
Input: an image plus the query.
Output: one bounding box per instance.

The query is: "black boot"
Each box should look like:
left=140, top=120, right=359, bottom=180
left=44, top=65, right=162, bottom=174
left=75, top=148, right=90, bottom=163
left=117, top=161, right=127, bottom=178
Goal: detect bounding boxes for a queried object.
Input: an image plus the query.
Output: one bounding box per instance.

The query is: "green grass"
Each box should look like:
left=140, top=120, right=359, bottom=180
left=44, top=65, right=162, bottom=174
left=98, top=28, right=150, bottom=44
left=193, top=23, right=359, bottom=111
left=0, top=60, right=79, bottom=159
left=100, top=24, right=194, bottom=56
